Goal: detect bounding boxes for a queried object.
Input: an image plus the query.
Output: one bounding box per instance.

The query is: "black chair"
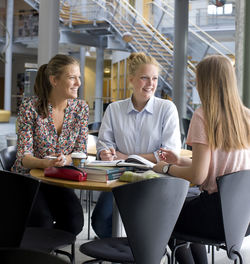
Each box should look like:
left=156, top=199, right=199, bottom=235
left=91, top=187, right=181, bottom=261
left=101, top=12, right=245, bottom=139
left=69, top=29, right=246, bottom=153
left=0, top=169, right=76, bottom=264
left=182, top=118, right=192, bottom=150
left=0, top=170, right=40, bottom=248
left=0, top=248, right=68, bottom=264
left=171, top=170, right=250, bottom=264
left=79, top=177, right=190, bottom=264
left=0, top=145, right=17, bottom=171
left=88, top=122, right=101, bottom=136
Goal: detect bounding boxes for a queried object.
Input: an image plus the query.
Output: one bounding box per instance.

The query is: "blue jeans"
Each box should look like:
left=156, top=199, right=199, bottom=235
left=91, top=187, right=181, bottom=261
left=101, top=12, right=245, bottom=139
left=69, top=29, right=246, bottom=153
left=91, top=191, right=113, bottom=238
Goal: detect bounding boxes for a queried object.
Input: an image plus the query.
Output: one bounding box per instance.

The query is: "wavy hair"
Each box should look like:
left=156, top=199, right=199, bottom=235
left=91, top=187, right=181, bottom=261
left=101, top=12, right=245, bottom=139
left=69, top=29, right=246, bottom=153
left=196, top=55, right=250, bottom=151
left=34, top=54, right=79, bottom=117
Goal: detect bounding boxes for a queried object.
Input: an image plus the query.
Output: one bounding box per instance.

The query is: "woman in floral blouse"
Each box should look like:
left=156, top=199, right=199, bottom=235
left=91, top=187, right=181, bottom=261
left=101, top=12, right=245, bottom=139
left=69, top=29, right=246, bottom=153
left=12, top=54, right=89, bottom=235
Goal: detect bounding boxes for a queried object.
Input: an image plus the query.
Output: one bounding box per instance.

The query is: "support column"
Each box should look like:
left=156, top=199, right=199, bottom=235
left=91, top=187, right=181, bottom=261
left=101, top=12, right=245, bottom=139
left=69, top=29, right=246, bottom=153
left=79, top=47, right=86, bottom=99
left=4, top=0, right=14, bottom=111
left=173, top=0, right=189, bottom=121
left=37, top=0, right=59, bottom=66
left=243, top=0, right=250, bottom=107
left=94, top=48, right=104, bottom=122
left=235, top=0, right=245, bottom=98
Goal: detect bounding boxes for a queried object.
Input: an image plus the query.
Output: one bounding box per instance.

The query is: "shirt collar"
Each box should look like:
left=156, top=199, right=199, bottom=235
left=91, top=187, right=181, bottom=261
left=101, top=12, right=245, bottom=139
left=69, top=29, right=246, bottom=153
left=127, top=96, right=154, bottom=114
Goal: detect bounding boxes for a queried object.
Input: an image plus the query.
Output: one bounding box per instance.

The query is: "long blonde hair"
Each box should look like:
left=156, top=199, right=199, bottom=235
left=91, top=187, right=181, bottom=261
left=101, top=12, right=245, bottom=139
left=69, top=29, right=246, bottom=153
left=196, top=55, right=250, bottom=151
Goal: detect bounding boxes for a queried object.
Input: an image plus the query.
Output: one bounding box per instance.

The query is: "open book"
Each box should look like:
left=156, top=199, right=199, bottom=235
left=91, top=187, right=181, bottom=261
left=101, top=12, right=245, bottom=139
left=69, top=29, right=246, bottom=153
left=85, top=154, right=155, bottom=170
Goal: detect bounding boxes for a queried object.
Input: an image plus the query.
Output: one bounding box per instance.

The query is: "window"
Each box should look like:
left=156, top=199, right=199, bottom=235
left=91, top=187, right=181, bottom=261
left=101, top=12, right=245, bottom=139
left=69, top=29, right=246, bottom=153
left=207, top=3, right=233, bottom=15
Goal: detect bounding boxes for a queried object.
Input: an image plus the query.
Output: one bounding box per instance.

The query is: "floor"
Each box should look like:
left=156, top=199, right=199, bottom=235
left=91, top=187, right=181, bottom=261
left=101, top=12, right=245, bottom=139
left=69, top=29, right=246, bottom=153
left=1, top=117, right=250, bottom=263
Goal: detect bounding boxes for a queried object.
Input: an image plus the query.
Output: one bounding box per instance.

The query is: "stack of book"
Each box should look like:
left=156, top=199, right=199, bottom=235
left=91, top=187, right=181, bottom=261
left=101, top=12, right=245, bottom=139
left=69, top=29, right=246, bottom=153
left=84, top=166, right=134, bottom=183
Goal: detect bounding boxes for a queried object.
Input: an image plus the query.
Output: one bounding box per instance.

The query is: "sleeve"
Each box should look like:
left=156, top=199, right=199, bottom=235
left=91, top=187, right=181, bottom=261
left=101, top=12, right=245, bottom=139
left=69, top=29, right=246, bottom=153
left=96, top=104, right=117, bottom=158
left=15, top=98, right=36, bottom=169
left=161, top=102, right=181, bottom=154
left=73, top=101, right=89, bottom=154
left=186, top=108, right=208, bottom=146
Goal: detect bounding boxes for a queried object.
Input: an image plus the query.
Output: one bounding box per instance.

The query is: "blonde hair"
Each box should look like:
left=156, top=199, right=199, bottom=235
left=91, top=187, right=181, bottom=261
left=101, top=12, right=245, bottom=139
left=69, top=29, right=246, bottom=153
left=196, top=54, right=250, bottom=151
left=127, top=52, right=160, bottom=76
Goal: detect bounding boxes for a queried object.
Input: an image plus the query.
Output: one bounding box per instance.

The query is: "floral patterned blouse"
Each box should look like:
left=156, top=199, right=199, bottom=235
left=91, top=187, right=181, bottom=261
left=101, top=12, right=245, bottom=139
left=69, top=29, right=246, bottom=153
left=13, top=96, right=89, bottom=173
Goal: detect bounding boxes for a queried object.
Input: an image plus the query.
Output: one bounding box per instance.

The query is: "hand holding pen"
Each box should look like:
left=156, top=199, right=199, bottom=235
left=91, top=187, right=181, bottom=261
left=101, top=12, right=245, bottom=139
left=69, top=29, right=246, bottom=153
left=99, top=140, right=118, bottom=161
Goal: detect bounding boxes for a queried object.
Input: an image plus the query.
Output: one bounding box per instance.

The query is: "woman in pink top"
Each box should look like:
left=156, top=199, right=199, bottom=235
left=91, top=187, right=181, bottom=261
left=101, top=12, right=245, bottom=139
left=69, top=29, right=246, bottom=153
left=154, top=55, right=250, bottom=263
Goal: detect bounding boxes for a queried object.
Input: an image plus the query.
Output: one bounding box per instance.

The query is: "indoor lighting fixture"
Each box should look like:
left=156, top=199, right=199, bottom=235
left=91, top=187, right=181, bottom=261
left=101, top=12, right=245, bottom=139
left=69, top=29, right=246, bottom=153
left=122, top=32, right=133, bottom=43
left=104, top=67, right=111, bottom=74
left=85, top=50, right=91, bottom=57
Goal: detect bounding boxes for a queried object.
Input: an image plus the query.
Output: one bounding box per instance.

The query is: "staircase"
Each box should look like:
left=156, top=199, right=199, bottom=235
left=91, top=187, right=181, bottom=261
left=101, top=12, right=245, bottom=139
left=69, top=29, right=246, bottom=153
left=23, top=0, right=235, bottom=115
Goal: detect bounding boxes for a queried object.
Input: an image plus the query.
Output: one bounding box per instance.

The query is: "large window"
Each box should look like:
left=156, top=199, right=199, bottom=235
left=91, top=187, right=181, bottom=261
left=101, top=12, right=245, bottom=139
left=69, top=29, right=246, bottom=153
left=207, top=3, right=233, bottom=15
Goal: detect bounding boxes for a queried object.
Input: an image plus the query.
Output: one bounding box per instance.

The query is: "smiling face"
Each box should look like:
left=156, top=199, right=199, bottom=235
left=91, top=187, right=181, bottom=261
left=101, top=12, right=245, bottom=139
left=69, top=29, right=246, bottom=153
left=129, top=63, right=159, bottom=105
left=49, top=63, right=81, bottom=100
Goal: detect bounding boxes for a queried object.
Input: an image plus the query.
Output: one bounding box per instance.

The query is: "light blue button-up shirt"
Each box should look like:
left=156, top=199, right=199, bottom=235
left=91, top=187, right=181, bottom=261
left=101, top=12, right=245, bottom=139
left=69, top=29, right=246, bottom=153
left=96, top=96, right=181, bottom=158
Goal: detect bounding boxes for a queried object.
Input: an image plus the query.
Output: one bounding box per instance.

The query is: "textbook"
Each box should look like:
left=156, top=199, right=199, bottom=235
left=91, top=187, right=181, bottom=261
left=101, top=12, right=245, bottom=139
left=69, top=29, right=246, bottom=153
left=84, top=166, right=129, bottom=183
left=85, top=155, right=155, bottom=170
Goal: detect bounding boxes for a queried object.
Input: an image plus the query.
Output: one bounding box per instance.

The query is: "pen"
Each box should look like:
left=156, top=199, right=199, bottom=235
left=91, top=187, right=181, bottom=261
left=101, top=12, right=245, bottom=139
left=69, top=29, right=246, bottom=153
left=99, top=140, right=117, bottom=158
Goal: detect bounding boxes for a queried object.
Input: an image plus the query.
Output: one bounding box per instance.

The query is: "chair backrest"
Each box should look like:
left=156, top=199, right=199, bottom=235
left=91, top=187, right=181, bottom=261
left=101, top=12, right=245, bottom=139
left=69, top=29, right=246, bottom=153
left=182, top=118, right=190, bottom=138
left=0, top=146, right=17, bottom=171
left=217, top=170, right=250, bottom=260
left=0, top=170, right=40, bottom=247
left=88, top=122, right=102, bottom=131
left=0, top=248, right=68, bottom=264
left=112, top=177, right=189, bottom=264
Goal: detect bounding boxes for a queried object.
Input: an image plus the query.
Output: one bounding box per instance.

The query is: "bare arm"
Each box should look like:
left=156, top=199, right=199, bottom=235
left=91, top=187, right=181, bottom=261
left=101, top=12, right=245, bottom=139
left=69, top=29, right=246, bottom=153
left=154, top=143, right=211, bottom=185
left=159, top=148, right=192, bottom=166
left=22, top=154, right=72, bottom=169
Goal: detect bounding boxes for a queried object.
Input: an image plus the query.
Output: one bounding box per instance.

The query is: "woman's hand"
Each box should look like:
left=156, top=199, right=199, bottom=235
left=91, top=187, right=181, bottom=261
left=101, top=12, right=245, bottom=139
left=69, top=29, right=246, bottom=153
left=44, top=154, right=67, bottom=167
left=153, top=161, right=168, bottom=173
left=100, top=148, right=117, bottom=161
left=158, top=148, right=180, bottom=165
left=114, top=151, right=128, bottom=160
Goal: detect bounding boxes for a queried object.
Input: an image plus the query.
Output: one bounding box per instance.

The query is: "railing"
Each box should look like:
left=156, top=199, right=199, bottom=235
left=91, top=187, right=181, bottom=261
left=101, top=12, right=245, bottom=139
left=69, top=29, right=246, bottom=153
left=21, top=0, right=236, bottom=114
left=153, top=0, right=234, bottom=59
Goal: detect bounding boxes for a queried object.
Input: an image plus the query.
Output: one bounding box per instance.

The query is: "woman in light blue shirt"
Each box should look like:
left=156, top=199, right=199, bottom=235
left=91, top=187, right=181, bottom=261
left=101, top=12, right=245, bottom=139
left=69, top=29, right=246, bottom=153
left=92, top=52, right=181, bottom=238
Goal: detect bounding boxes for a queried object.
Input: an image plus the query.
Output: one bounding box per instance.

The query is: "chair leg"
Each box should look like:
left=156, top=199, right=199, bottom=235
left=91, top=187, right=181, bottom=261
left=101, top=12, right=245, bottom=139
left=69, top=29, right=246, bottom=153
left=87, top=190, right=91, bottom=240
left=171, top=241, right=190, bottom=264
left=81, top=260, right=103, bottom=264
left=54, top=242, right=75, bottom=264
left=233, top=250, right=243, bottom=264
left=211, top=245, right=215, bottom=264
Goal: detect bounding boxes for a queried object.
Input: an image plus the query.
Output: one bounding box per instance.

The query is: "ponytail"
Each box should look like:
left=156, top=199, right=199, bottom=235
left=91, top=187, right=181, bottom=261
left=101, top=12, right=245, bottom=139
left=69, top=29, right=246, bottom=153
left=34, top=64, right=52, bottom=117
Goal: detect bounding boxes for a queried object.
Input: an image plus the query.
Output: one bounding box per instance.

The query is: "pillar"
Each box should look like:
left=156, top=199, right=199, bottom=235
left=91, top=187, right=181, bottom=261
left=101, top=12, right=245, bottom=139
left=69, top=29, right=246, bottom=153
left=173, top=0, right=189, bottom=121
left=4, top=0, right=14, bottom=111
left=94, top=47, right=104, bottom=122
left=37, top=0, right=60, bottom=66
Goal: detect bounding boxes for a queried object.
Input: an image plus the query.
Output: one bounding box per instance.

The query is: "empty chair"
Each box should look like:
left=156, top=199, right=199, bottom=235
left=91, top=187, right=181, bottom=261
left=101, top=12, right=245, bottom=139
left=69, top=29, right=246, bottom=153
left=88, top=122, right=101, bottom=136
left=0, top=170, right=76, bottom=264
left=171, top=170, right=250, bottom=264
left=0, top=248, right=68, bottom=264
left=0, top=170, right=40, bottom=248
left=80, top=177, right=189, bottom=264
left=0, top=146, right=17, bottom=171
left=181, top=118, right=192, bottom=150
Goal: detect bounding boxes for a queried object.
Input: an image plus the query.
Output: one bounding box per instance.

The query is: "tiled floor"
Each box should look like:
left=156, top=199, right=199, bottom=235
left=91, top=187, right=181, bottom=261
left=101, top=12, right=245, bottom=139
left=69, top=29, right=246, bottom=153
left=1, top=117, right=250, bottom=263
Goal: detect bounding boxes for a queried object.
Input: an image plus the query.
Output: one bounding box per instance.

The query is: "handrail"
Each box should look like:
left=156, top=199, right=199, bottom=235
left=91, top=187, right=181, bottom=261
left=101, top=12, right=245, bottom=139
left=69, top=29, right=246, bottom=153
left=159, top=0, right=234, bottom=57
left=23, top=0, right=198, bottom=111
left=113, top=0, right=196, bottom=82
left=91, top=0, right=175, bottom=83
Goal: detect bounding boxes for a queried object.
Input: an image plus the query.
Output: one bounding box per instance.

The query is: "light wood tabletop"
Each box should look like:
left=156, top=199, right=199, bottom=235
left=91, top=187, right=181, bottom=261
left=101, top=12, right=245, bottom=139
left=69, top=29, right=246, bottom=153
left=180, top=149, right=192, bottom=158
left=30, top=169, right=126, bottom=191
left=87, top=146, right=192, bottom=158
